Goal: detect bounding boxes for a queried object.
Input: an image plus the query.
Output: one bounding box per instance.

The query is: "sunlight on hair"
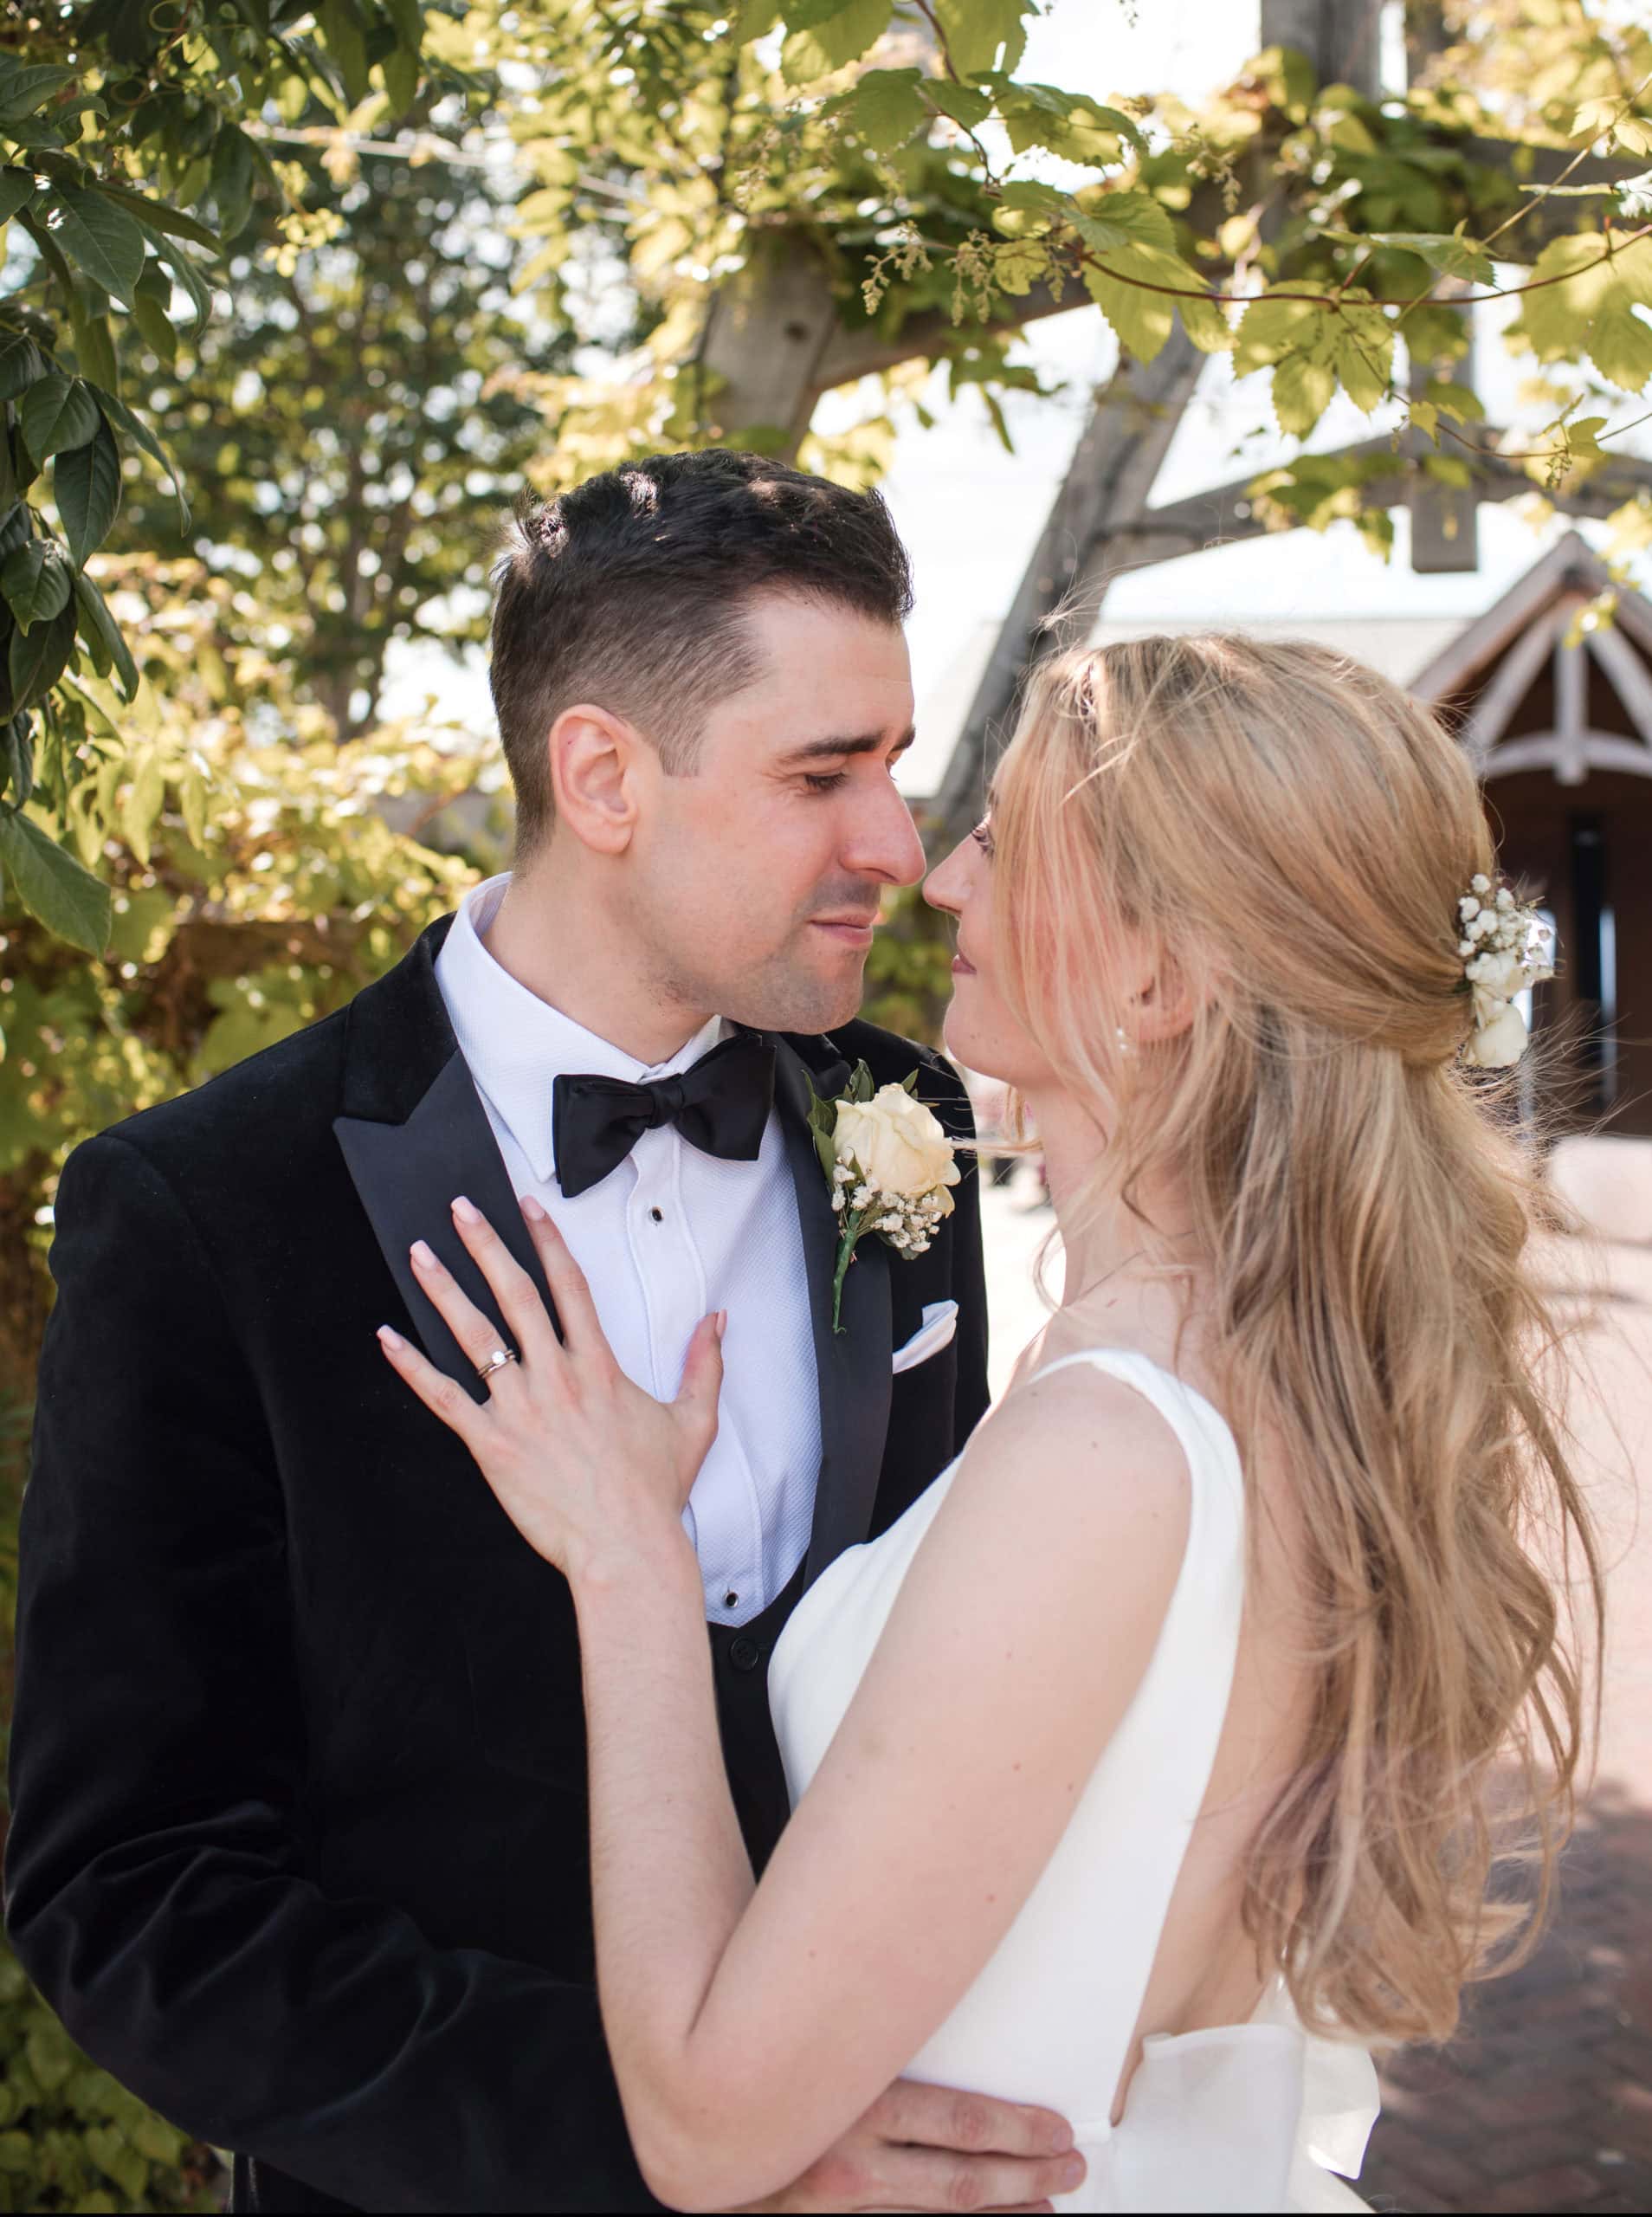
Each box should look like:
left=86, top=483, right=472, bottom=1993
left=989, top=631, right=1605, bottom=2048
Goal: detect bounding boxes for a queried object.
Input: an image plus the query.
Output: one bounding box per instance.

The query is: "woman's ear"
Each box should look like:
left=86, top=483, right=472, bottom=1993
left=1121, top=935, right=1204, bottom=1045
left=548, top=701, right=642, bottom=855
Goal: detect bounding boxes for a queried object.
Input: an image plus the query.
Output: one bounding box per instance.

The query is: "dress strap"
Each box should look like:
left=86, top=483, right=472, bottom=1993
left=1027, top=1346, right=1244, bottom=1511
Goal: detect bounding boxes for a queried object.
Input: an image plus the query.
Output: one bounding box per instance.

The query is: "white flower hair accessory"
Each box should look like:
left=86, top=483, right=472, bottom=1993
left=1455, top=873, right=1555, bottom=1069
left=804, top=1062, right=961, bottom=1333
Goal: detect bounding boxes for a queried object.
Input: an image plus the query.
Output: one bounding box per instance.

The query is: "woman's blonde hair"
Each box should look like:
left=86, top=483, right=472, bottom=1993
left=991, top=630, right=1604, bottom=2046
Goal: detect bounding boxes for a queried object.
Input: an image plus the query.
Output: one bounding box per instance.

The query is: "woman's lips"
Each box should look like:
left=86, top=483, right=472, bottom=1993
left=952, top=953, right=977, bottom=975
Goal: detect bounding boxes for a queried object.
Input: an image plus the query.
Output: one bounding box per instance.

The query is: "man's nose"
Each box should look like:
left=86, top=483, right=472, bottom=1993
left=845, top=776, right=927, bottom=888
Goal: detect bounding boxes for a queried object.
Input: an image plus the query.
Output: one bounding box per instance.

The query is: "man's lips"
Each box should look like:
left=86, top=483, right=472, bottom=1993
left=811, top=915, right=878, bottom=946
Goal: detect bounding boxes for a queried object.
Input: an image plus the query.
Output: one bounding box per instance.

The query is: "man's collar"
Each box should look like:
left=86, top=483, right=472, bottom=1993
left=434, top=871, right=726, bottom=1185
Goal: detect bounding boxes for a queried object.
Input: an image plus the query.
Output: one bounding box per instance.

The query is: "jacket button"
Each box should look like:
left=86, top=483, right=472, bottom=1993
left=728, top=1635, right=763, bottom=1673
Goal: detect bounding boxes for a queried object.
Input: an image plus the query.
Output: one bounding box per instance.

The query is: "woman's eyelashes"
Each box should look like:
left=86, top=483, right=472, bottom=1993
left=971, top=819, right=995, bottom=859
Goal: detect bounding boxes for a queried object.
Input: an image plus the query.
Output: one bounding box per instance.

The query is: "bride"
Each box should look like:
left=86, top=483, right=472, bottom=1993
left=378, top=632, right=1601, bottom=2214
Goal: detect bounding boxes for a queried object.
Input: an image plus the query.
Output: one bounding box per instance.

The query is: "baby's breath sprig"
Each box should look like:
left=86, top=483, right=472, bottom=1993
left=1455, top=873, right=1556, bottom=1069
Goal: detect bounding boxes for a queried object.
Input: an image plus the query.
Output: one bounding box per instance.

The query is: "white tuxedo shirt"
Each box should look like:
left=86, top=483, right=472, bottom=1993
left=435, top=871, right=821, bottom=1626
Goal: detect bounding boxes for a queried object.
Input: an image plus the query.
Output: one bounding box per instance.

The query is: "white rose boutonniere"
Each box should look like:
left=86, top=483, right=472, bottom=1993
left=805, top=1062, right=961, bottom=1334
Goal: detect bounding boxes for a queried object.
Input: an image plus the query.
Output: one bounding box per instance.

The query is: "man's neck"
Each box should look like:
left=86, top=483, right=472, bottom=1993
left=480, top=866, right=713, bottom=1068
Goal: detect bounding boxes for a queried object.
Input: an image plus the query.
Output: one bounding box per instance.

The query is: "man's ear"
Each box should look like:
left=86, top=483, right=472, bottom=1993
left=548, top=701, right=643, bottom=855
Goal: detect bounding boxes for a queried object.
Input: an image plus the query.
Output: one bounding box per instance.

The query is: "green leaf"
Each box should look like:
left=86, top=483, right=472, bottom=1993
left=1331, top=293, right=1395, bottom=412
left=210, top=123, right=256, bottom=242
left=934, top=0, right=1028, bottom=77
left=849, top=69, right=926, bottom=153
left=131, top=265, right=177, bottom=364
left=84, top=177, right=221, bottom=253
left=1331, top=229, right=1494, bottom=287
left=19, top=372, right=98, bottom=463
left=1, top=540, right=72, bottom=631
left=92, top=385, right=190, bottom=531
left=0, top=328, right=46, bottom=402
left=383, top=0, right=423, bottom=48
left=927, top=80, right=994, bottom=130
left=780, top=0, right=891, bottom=83
left=0, top=65, right=75, bottom=126
left=1425, top=376, right=1484, bottom=423
left=1233, top=289, right=1323, bottom=376
left=993, top=237, right=1050, bottom=296
left=995, top=81, right=1144, bottom=165
left=3, top=714, right=32, bottom=807
left=1272, top=351, right=1337, bottom=436
left=121, top=747, right=165, bottom=866
left=68, top=285, right=119, bottom=394
left=45, top=182, right=147, bottom=307
left=6, top=601, right=74, bottom=710
left=73, top=570, right=139, bottom=698
left=1068, top=190, right=1176, bottom=254
left=1510, top=232, right=1652, bottom=394
left=83, top=2121, right=149, bottom=2205
left=1588, top=289, right=1652, bottom=391
left=0, top=168, right=37, bottom=227
left=994, top=179, right=1075, bottom=223
left=53, top=414, right=120, bottom=566
left=318, top=0, right=373, bottom=105
left=382, top=42, right=419, bottom=117
left=1081, top=252, right=1173, bottom=364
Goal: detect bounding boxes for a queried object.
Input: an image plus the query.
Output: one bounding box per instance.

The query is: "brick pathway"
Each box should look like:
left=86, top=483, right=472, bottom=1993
left=978, top=1185, right=1652, bottom=2214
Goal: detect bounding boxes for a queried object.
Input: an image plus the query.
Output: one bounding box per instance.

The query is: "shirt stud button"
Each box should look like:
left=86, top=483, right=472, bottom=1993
left=649, top=1205, right=663, bottom=1223
left=724, top=1590, right=738, bottom=1609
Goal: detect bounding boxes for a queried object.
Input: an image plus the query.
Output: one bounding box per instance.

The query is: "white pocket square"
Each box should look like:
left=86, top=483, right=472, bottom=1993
left=892, top=1300, right=958, bottom=1375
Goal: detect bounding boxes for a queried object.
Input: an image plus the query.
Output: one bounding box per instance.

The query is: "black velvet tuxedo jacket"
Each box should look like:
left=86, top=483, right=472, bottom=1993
left=3, top=910, right=989, bottom=2214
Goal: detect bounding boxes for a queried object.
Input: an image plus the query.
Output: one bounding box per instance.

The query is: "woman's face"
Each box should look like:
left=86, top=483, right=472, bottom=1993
left=923, top=801, right=1057, bottom=1090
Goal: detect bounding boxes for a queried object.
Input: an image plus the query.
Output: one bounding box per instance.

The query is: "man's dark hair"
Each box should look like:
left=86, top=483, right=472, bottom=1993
left=487, top=449, right=914, bottom=859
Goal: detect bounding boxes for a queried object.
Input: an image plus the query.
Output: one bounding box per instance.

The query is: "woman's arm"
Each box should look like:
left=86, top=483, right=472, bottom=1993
left=381, top=1199, right=1189, bottom=2214
left=577, top=1372, right=1188, bottom=2211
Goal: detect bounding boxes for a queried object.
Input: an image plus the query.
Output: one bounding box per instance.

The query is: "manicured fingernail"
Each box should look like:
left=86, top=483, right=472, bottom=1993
left=410, top=1238, right=438, bottom=1270
left=377, top=1325, right=404, bottom=1350
left=520, top=1193, right=545, bottom=1220
left=1060, top=2153, right=1086, bottom=2185
left=715, top=1309, right=728, bottom=1341
left=451, top=1194, right=481, bottom=1225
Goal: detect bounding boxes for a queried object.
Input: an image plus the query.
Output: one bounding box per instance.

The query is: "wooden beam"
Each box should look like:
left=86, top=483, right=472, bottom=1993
left=1484, top=729, right=1652, bottom=782
left=1554, top=611, right=1589, bottom=784
left=1585, top=616, right=1652, bottom=746
left=1115, top=442, right=1652, bottom=555
left=1461, top=605, right=1560, bottom=762
left=929, top=326, right=1206, bottom=848
left=1262, top=0, right=1384, bottom=95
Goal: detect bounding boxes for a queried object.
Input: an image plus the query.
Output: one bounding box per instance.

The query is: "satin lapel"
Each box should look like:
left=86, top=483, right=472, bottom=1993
left=771, top=1038, right=894, bottom=1587
left=332, top=915, right=558, bottom=1399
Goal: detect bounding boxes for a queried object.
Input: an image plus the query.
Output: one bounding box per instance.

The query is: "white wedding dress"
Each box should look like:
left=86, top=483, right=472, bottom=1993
left=768, top=1347, right=1380, bottom=2214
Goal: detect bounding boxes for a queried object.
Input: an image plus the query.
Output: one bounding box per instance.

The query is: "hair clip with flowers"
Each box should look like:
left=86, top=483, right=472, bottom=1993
left=1456, top=874, right=1556, bottom=1069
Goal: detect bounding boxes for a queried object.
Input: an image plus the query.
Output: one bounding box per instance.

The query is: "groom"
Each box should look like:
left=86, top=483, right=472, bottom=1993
left=5, top=451, right=1081, bottom=2212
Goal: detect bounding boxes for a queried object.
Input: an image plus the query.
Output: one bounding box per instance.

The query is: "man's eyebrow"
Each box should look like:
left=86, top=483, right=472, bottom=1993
left=777, top=725, right=917, bottom=766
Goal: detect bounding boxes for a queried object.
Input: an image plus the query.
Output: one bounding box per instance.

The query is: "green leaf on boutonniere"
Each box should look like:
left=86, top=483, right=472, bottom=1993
left=803, top=1073, right=839, bottom=1186
left=847, top=1058, right=874, bottom=1104
left=900, top=1070, right=919, bottom=1094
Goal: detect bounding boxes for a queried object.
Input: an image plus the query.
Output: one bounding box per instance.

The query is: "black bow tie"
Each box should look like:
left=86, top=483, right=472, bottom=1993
left=552, top=1031, right=778, bottom=1199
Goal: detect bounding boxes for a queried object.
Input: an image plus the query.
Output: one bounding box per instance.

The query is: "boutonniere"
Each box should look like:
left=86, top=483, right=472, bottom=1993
left=804, top=1061, right=962, bottom=1334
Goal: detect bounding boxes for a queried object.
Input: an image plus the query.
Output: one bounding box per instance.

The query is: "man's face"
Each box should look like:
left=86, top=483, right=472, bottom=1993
left=624, top=591, right=925, bottom=1034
